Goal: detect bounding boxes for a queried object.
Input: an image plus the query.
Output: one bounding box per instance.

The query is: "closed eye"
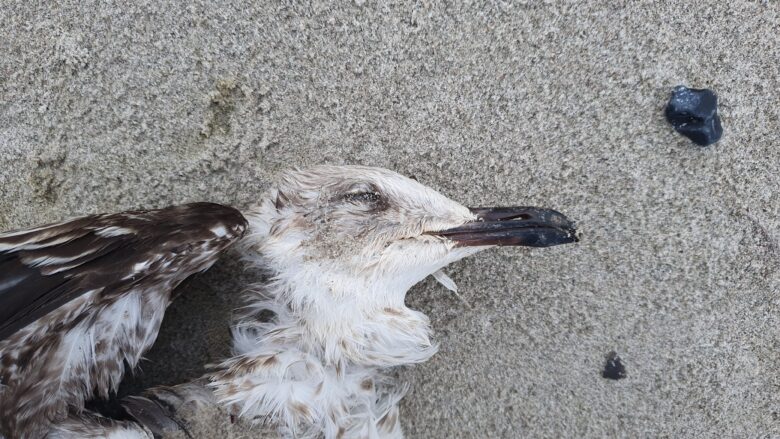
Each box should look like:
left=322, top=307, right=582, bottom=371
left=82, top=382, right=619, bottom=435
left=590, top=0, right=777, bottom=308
left=343, top=192, right=381, bottom=204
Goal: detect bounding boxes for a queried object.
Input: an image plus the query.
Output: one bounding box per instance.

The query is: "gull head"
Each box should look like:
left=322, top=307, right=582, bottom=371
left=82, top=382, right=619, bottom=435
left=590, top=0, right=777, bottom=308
left=244, top=165, right=578, bottom=308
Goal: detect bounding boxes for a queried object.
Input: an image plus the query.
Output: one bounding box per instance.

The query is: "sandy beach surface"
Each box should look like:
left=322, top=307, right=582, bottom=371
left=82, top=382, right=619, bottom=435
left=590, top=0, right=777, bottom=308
left=1, top=2, right=779, bottom=437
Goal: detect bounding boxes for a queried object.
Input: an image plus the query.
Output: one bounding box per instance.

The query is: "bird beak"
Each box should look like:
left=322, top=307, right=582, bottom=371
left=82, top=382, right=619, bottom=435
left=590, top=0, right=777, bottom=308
left=429, top=207, right=579, bottom=248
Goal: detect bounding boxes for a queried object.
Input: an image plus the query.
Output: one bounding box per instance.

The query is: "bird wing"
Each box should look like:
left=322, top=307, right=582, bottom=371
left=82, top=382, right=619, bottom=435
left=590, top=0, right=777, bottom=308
left=0, top=202, right=247, bottom=341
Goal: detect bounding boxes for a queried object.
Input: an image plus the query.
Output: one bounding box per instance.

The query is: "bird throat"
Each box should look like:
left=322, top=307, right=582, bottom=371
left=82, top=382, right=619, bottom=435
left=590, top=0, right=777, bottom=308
left=208, top=271, right=438, bottom=437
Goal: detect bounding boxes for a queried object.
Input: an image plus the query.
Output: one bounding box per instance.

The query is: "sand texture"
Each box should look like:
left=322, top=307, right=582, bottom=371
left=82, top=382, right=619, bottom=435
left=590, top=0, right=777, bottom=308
left=1, top=1, right=779, bottom=437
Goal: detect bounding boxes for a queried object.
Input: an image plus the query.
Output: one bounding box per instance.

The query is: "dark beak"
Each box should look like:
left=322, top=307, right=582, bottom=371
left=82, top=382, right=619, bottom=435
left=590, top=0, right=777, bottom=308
left=429, top=207, right=579, bottom=248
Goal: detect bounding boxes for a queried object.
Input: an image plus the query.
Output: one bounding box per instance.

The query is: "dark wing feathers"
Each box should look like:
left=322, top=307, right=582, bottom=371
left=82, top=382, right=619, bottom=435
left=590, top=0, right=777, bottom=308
left=0, top=202, right=247, bottom=341
left=121, top=395, right=187, bottom=437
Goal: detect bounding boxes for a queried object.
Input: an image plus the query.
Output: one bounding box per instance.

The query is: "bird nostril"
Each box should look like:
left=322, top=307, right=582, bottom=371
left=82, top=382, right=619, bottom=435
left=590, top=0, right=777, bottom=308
left=505, top=213, right=532, bottom=221
left=483, top=213, right=532, bottom=221
left=469, top=208, right=539, bottom=222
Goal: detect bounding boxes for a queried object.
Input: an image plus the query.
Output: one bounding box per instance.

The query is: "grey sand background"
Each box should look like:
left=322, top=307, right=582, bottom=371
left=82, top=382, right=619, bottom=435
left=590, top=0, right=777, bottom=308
left=1, top=2, right=779, bottom=437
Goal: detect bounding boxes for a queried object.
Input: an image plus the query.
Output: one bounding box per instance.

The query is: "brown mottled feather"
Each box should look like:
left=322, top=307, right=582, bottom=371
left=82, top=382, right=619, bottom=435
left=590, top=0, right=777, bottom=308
left=0, top=203, right=247, bottom=438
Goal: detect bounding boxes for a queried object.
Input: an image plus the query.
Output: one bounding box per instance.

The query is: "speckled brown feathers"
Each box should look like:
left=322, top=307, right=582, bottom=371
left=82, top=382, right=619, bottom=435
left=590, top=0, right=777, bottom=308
left=0, top=203, right=247, bottom=438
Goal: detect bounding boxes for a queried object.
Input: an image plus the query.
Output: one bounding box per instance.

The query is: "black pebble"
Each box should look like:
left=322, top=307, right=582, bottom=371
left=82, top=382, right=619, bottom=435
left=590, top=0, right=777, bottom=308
left=602, top=351, right=626, bottom=380
left=665, top=85, right=723, bottom=146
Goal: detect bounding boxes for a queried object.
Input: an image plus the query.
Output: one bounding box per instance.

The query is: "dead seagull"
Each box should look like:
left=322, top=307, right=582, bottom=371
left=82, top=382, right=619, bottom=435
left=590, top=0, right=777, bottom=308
left=125, top=165, right=578, bottom=439
left=0, top=166, right=577, bottom=438
left=0, top=203, right=247, bottom=438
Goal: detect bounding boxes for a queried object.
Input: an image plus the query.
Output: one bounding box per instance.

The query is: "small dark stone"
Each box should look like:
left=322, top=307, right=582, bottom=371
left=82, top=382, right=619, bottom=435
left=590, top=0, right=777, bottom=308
left=602, top=351, right=626, bottom=380
left=665, top=85, right=723, bottom=146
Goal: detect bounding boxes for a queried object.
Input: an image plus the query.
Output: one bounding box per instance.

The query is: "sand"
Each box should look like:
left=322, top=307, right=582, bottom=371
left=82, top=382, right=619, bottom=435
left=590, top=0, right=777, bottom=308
left=1, top=1, right=779, bottom=437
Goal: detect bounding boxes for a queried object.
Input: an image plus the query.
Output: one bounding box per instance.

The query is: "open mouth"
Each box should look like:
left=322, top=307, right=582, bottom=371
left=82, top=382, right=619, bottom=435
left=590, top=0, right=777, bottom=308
left=428, top=207, right=579, bottom=248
